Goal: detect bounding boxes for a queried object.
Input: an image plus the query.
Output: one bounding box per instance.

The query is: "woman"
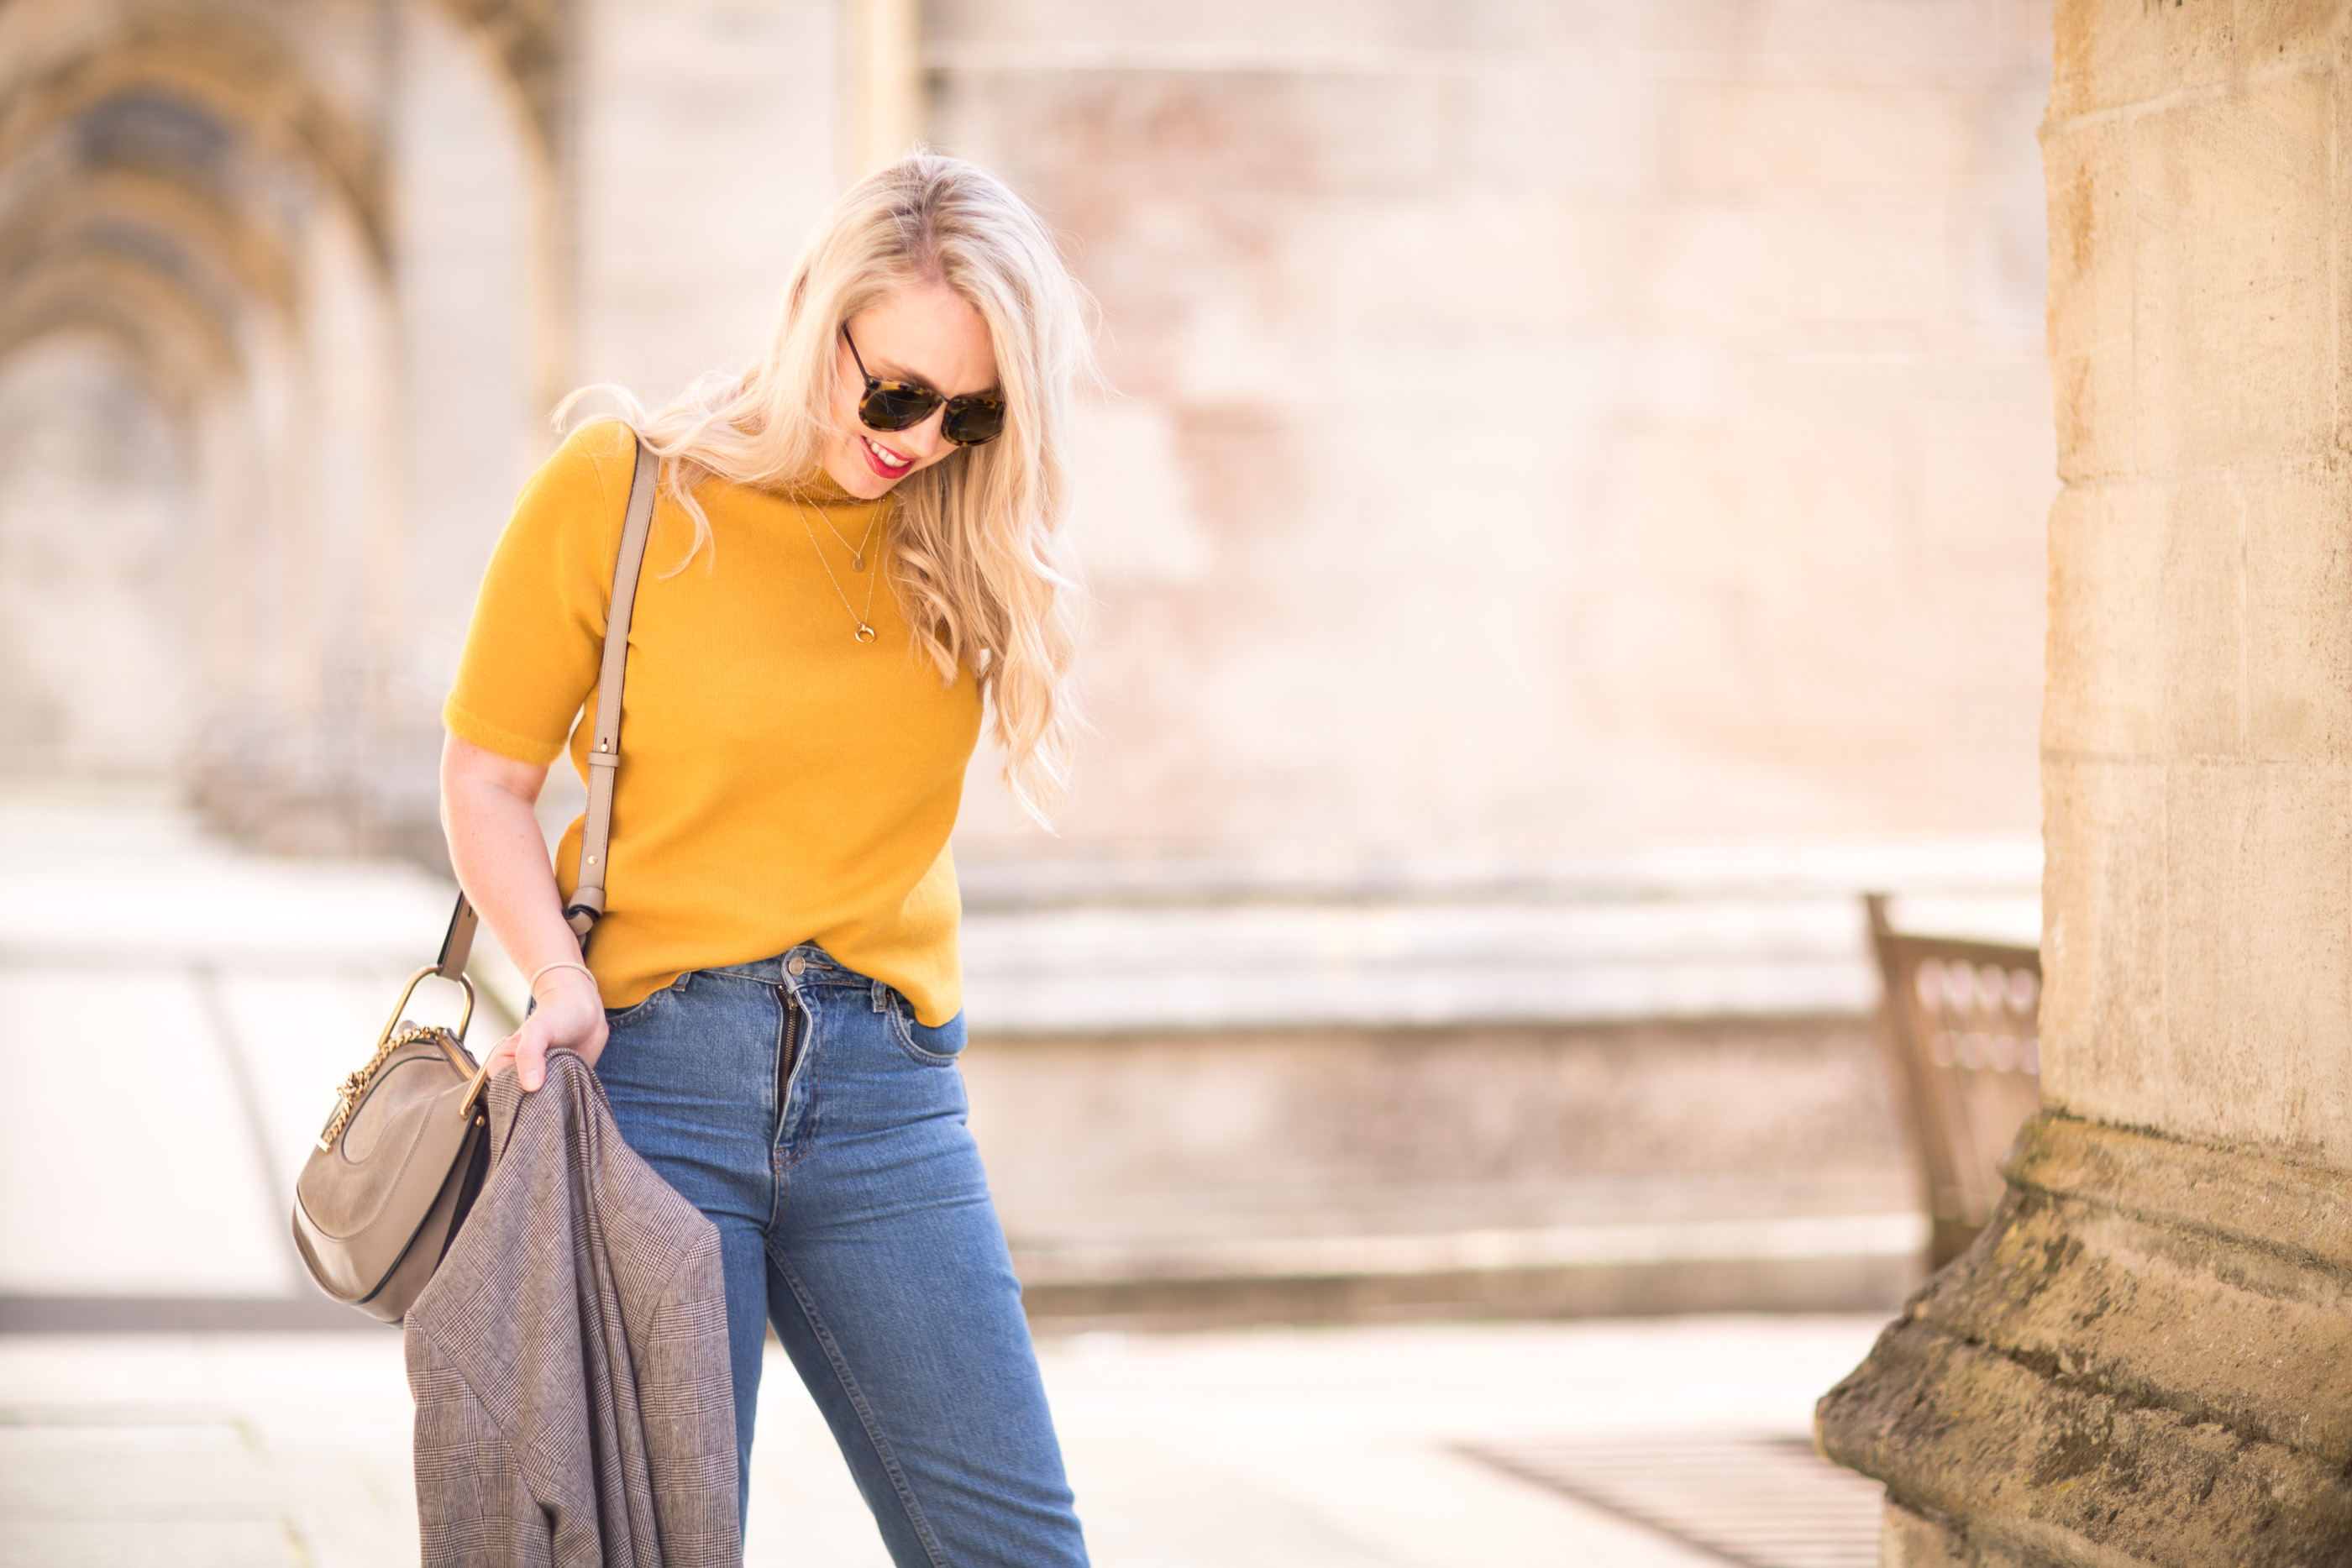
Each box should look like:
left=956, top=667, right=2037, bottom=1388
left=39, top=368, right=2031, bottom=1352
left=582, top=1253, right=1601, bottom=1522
left=438, top=154, right=1091, bottom=1566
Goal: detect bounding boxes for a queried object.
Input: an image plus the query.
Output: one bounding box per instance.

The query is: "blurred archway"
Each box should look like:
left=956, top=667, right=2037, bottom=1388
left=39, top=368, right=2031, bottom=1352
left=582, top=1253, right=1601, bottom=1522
left=0, top=0, right=559, bottom=851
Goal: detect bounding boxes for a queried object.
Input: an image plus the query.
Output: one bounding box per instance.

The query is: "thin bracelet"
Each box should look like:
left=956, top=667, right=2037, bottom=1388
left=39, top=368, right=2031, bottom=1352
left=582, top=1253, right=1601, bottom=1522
left=528, top=959, right=597, bottom=998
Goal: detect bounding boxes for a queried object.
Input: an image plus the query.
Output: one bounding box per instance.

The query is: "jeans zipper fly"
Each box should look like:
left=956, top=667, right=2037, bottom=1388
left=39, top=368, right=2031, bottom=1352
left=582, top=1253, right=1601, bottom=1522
left=775, top=984, right=801, bottom=1139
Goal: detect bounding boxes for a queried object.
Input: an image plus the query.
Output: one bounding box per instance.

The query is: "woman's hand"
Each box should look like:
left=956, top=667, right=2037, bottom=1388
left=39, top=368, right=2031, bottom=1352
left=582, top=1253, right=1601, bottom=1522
left=480, top=968, right=609, bottom=1091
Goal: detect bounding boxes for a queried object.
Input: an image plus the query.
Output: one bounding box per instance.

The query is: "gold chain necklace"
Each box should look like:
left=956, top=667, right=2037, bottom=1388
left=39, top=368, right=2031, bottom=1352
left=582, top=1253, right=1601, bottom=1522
left=792, top=498, right=882, bottom=643
left=816, top=504, right=880, bottom=572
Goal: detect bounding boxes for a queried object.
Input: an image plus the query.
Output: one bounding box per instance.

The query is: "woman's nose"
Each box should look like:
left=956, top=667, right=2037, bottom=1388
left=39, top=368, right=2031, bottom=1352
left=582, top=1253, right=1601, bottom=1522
left=906, top=406, right=949, bottom=456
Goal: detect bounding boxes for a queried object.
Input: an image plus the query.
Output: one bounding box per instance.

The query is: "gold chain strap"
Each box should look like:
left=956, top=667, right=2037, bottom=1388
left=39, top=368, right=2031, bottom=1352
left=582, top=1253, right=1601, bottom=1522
left=315, top=1025, right=455, bottom=1152
left=316, top=965, right=484, bottom=1152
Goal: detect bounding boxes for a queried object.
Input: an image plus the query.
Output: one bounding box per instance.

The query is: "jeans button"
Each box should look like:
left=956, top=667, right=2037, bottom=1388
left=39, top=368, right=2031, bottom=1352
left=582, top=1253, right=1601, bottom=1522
left=785, top=955, right=806, bottom=976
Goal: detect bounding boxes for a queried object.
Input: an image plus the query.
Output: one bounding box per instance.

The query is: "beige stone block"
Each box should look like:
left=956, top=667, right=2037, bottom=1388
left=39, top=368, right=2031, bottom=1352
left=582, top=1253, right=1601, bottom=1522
left=2047, top=340, right=2134, bottom=486
left=2234, top=0, right=2352, bottom=65
left=2152, top=469, right=2247, bottom=758
left=2045, top=465, right=2340, bottom=766
left=1646, top=204, right=1950, bottom=338
left=2050, top=0, right=2235, bottom=119
left=1903, top=589, right=2048, bottom=737
left=1614, top=421, right=1904, bottom=607
left=572, top=0, right=842, bottom=398
left=1748, top=0, right=2019, bottom=65
left=2043, top=478, right=2163, bottom=757
left=1998, top=0, right=2057, bottom=66
left=1458, top=70, right=1671, bottom=202
left=2244, top=460, right=2352, bottom=763
left=2038, top=755, right=2166, bottom=1122
left=2040, top=117, right=2132, bottom=481
left=1963, top=202, right=2050, bottom=351
left=2158, top=759, right=2352, bottom=1162
left=1881, top=1497, right=1972, bottom=1568
left=2129, top=70, right=2336, bottom=472
left=1916, top=426, right=2058, bottom=586
left=1290, top=197, right=1636, bottom=336
left=1751, top=602, right=1907, bottom=730
left=1579, top=589, right=1772, bottom=736
left=1672, top=81, right=1983, bottom=197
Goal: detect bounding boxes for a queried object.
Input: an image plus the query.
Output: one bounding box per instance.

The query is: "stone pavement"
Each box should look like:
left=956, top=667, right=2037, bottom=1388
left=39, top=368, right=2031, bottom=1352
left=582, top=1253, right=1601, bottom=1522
left=0, top=1313, right=1891, bottom=1567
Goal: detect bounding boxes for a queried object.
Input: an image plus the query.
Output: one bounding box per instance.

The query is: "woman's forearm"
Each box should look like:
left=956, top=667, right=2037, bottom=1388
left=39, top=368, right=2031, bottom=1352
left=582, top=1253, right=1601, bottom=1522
left=441, top=733, right=609, bottom=1085
left=440, top=734, right=582, bottom=982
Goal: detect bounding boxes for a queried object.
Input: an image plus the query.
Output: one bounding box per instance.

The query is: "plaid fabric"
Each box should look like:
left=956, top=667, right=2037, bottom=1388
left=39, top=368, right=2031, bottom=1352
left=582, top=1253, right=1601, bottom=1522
left=407, top=1050, right=740, bottom=1566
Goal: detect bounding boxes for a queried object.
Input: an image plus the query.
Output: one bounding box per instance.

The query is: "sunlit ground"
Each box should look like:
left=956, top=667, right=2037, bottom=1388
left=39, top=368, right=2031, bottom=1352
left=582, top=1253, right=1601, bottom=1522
left=0, top=1312, right=1889, bottom=1567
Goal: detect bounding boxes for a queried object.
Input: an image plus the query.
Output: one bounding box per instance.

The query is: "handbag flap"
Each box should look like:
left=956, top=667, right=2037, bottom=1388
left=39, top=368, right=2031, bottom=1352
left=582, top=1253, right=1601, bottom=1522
left=293, top=1037, right=478, bottom=1300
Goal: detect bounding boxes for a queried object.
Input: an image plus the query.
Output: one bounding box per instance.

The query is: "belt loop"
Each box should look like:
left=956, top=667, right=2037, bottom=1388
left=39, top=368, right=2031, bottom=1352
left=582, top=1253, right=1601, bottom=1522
left=870, top=980, right=890, bottom=1014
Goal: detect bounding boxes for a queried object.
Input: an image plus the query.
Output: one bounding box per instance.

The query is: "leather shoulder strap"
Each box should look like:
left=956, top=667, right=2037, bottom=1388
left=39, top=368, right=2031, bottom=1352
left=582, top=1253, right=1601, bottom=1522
left=437, top=893, right=478, bottom=980
left=564, top=434, right=660, bottom=946
left=439, top=432, right=657, bottom=971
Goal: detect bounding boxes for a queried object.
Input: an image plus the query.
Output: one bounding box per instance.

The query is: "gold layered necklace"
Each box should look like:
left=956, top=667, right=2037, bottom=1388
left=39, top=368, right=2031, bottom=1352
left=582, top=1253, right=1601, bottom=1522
left=816, top=505, right=879, bottom=572
left=792, top=497, right=883, bottom=644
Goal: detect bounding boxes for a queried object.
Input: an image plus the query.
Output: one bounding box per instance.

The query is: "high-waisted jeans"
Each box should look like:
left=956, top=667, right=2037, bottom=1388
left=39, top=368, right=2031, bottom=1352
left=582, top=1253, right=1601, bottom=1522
left=593, top=944, right=1089, bottom=1568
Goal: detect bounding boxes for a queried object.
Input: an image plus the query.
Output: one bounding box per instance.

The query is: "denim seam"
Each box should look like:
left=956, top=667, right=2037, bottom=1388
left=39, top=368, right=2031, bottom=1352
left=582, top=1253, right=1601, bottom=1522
left=882, top=993, right=960, bottom=1067
left=703, top=967, right=790, bottom=989
left=601, top=983, right=673, bottom=1030
left=767, top=1251, right=953, bottom=1568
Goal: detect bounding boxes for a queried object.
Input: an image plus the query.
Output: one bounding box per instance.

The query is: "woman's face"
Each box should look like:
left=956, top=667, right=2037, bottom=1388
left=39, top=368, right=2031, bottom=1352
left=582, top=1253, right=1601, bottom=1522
left=819, top=279, right=1000, bottom=500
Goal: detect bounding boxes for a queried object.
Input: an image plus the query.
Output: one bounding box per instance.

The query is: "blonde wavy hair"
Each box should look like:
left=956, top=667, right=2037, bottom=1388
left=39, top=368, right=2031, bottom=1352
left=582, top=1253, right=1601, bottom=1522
left=562, top=154, right=1092, bottom=824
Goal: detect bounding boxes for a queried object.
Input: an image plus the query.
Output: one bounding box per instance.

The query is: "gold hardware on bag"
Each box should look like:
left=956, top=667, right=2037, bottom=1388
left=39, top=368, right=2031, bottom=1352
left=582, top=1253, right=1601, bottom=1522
left=315, top=967, right=486, bottom=1151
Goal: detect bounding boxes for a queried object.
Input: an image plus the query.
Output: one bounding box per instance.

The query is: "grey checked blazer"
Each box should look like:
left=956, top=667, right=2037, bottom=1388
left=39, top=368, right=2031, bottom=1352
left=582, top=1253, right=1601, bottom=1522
left=407, top=1049, right=739, bottom=1566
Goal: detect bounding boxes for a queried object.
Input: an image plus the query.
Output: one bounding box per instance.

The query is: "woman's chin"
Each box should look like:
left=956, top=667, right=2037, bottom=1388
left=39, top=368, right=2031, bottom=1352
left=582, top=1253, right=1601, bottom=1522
left=821, top=449, right=898, bottom=499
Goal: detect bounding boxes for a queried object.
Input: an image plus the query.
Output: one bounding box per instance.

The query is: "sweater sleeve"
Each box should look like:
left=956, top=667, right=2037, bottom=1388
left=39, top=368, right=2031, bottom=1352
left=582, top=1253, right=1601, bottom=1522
left=443, top=420, right=636, bottom=766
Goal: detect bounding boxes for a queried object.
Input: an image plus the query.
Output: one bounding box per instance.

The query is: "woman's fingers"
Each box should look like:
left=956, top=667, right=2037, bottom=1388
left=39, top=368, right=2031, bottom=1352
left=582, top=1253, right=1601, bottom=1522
left=513, top=1023, right=549, bottom=1092
left=481, top=1022, right=549, bottom=1093
left=479, top=989, right=605, bottom=1094
left=482, top=1032, right=519, bottom=1076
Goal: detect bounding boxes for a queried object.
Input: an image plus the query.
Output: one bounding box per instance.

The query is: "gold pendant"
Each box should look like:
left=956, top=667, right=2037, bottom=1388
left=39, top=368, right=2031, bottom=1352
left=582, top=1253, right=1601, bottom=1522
left=854, top=623, right=878, bottom=644
left=851, top=554, right=867, bottom=572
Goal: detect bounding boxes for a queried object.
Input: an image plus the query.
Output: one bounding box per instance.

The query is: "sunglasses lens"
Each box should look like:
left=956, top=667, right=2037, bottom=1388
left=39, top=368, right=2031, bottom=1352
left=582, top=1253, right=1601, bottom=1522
left=943, top=398, right=1005, bottom=446
left=859, top=385, right=939, bottom=432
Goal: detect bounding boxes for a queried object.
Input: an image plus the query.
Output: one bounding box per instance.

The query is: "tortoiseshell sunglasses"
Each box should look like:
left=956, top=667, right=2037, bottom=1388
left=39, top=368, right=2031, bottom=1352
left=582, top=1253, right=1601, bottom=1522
left=843, top=326, right=1006, bottom=447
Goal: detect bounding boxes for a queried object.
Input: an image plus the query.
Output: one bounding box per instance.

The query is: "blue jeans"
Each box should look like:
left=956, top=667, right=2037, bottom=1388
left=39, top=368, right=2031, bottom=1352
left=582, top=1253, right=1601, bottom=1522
left=593, top=944, right=1089, bottom=1568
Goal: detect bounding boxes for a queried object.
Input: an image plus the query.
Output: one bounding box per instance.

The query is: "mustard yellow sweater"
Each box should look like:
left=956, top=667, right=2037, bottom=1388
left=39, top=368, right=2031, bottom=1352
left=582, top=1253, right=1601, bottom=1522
left=444, top=420, right=981, bottom=1022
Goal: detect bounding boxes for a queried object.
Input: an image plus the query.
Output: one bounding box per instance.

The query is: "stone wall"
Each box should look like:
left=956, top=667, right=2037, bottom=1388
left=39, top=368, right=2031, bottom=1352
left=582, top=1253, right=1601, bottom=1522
left=965, top=1013, right=1920, bottom=1326
left=0, top=0, right=2057, bottom=874
left=931, top=0, right=2058, bottom=863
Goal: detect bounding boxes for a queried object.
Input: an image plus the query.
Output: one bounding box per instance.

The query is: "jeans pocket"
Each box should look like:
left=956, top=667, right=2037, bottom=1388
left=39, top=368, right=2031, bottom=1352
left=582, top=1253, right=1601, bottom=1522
left=604, top=971, right=690, bottom=1030
left=886, top=996, right=967, bottom=1065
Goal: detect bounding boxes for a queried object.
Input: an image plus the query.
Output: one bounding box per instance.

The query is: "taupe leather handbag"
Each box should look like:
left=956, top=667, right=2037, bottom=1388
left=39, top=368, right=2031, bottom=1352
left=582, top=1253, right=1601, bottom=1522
left=291, top=433, right=659, bottom=1322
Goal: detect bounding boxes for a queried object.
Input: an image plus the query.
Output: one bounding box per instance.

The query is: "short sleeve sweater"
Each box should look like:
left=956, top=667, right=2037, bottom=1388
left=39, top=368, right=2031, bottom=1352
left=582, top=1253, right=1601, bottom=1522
left=443, top=420, right=982, bottom=1024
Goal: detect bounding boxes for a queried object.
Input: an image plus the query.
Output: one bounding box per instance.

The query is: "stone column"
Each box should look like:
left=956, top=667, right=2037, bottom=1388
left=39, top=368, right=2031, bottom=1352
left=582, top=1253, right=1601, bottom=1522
left=1818, top=4, right=2352, bottom=1563
left=848, top=0, right=921, bottom=177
